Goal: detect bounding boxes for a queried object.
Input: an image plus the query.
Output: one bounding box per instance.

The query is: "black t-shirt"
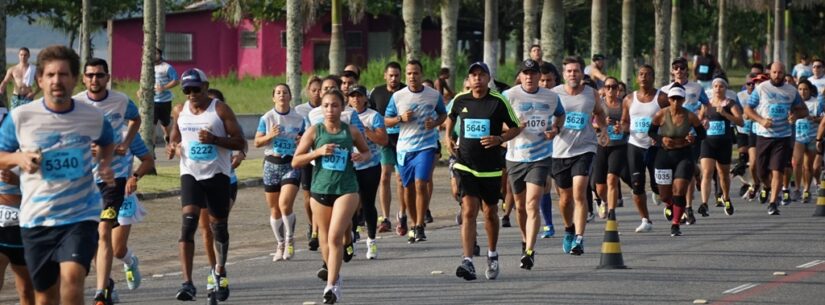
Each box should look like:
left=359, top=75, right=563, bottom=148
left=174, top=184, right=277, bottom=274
left=695, top=55, right=716, bottom=81
left=368, top=83, right=406, bottom=115
left=449, top=89, right=520, bottom=174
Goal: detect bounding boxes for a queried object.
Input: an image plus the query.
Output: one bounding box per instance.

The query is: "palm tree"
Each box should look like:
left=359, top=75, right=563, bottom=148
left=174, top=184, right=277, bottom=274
left=80, top=0, right=91, bottom=66
left=541, top=0, right=564, bottom=66
left=139, top=0, right=157, bottom=151
left=156, top=0, right=165, bottom=51
left=484, top=0, right=499, bottom=80
left=773, top=0, right=785, bottom=64
left=329, top=0, right=345, bottom=74
left=441, top=0, right=459, bottom=89
left=653, top=0, right=671, bottom=87
left=403, top=0, right=423, bottom=61
left=591, top=0, right=606, bottom=58
left=670, top=0, right=681, bottom=63
left=717, top=0, right=727, bottom=70
left=523, top=0, right=538, bottom=60
left=621, top=0, right=635, bottom=85
left=286, top=0, right=303, bottom=104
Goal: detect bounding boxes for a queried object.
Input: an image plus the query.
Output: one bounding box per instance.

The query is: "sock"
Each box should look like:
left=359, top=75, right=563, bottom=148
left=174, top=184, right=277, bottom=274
left=283, top=213, right=296, bottom=240
left=270, top=217, right=284, bottom=243
left=120, top=248, right=134, bottom=266
left=488, top=250, right=498, bottom=257
left=539, top=193, right=553, bottom=227
left=672, top=196, right=686, bottom=225
left=463, top=256, right=473, bottom=262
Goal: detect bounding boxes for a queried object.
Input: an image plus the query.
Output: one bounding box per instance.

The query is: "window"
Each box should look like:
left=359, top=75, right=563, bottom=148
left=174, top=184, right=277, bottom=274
left=241, top=30, right=258, bottom=48
left=345, top=31, right=362, bottom=49
left=163, top=33, right=193, bottom=61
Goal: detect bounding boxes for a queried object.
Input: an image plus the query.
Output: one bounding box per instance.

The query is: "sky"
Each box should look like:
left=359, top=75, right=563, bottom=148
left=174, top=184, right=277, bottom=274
left=5, top=16, right=109, bottom=63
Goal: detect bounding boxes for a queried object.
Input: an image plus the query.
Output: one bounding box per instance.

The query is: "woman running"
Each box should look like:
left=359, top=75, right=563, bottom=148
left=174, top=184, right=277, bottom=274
left=698, top=78, right=743, bottom=217
left=792, top=79, right=823, bottom=203
left=292, top=90, right=370, bottom=304
left=592, top=77, right=630, bottom=221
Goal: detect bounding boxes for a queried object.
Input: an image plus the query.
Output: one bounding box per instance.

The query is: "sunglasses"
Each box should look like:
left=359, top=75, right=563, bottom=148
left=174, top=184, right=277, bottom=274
left=84, top=72, right=107, bottom=79
left=746, top=82, right=755, bottom=86
left=672, top=66, right=687, bottom=71
left=183, top=86, right=202, bottom=94
left=604, top=85, right=618, bottom=90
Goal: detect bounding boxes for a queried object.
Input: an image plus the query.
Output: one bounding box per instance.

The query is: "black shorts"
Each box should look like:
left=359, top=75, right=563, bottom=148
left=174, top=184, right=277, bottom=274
left=700, top=138, right=733, bottom=165
left=748, top=133, right=758, bottom=148
left=154, top=102, right=172, bottom=127
left=628, top=144, right=658, bottom=195
left=181, top=174, right=232, bottom=219
left=97, top=178, right=127, bottom=223
left=592, top=145, right=627, bottom=185
left=653, top=147, right=695, bottom=185
left=506, top=159, right=551, bottom=194
left=0, top=225, right=25, bottom=266
left=552, top=152, right=595, bottom=189
left=300, top=164, right=314, bottom=191
left=21, top=221, right=98, bottom=291
left=456, top=170, right=501, bottom=206
left=736, top=133, right=750, bottom=148
left=310, top=193, right=343, bottom=207
left=230, top=182, right=238, bottom=202
left=756, top=136, right=794, bottom=178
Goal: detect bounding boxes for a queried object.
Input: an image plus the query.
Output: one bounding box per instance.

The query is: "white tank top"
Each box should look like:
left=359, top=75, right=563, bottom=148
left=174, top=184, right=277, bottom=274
left=178, top=99, right=232, bottom=180
left=628, top=90, right=662, bottom=149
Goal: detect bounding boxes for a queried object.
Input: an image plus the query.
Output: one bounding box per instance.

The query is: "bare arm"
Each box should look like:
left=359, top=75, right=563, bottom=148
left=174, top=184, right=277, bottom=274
left=291, top=125, right=318, bottom=168
left=166, top=104, right=183, bottom=159
left=118, top=115, right=142, bottom=155
left=350, top=125, right=372, bottom=162
left=365, top=126, right=388, bottom=147
left=0, top=69, right=13, bottom=94
left=206, top=102, right=246, bottom=151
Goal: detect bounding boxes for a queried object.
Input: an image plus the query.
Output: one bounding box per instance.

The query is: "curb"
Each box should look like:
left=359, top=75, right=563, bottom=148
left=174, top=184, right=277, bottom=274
left=136, top=178, right=264, bottom=201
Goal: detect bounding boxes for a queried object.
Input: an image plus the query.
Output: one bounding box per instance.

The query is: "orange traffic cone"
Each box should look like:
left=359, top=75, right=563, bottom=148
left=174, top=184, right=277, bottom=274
left=597, top=209, right=627, bottom=269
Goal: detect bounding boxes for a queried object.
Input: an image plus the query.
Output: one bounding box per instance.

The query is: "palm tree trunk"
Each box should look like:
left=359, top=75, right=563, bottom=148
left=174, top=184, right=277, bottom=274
left=441, top=0, right=459, bottom=91
left=621, top=0, right=635, bottom=85
left=156, top=0, right=165, bottom=51
left=329, top=0, right=344, bottom=74
left=287, top=0, right=303, bottom=105
left=81, top=0, right=91, bottom=67
left=784, top=7, right=791, bottom=65
left=403, top=0, right=423, bottom=62
left=523, top=0, right=538, bottom=60
left=484, top=0, right=499, bottom=80
left=591, top=0, right=606, bottom=58
left=670, top=0, right=681, bottom=62
left=139, top=0, right=157, bottom=151
left=717, top=0, right=727, bottom=70
left=541, top=0, right=564, bottom=66
left=653, top=0, right=671, bottom=87
left=773, top=0, right=785, bottom=65
left=765, top=12, right=772, bottom=63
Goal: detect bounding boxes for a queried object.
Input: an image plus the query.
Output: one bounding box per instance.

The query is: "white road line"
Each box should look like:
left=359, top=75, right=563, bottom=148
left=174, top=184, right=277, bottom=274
left=796, top=260, right=825, bottom=269
left=723, top=283, right=758, bottom=294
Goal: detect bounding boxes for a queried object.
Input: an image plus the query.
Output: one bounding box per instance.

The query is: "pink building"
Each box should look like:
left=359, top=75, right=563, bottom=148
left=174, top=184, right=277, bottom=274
left=110, top=3, right=441, bottom=80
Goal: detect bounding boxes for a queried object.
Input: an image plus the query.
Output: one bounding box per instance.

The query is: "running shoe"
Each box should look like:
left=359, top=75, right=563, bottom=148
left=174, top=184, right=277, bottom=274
left=697, top=203, right=709, bottom=217
left=520, top=250, right=535, bottom=270
left=586, top=211, right=595, bottom=223
left=415, top=225, right=427, bottom=242
left=501, top=215, right=511, bottom=227
left=598, top=202, right=607, bottom=219
left=309, top=231, right=319, bottom=251
left=540, top=225, right=555, bottom=238
left=111, top=286, right=120, bottom=304
left=618, top=197, right=625, bottom=207
left=670, top=224, right=682, bottom=237
left=377, top=217, right=391, bottom=233
left=680, top=212, right=687, bottom=224
left=473, top=241, right=481, bottom=257
left=213, top=270, right=229, bottom=301
left=284, top=239, right=295, bottom=260
left=731, top=162, right=747, bottom=177
left=425, top=209, right=434, bottom=223
left=781, top=189, right=791, bottom=205
left=396, top=213, right=408, bottom=237
left=273, top=242, right=285, bottom=262
left=562, top=231, right=575, bottom=254
left=317, top=263, right=328, bottom=281
left=767, top=202, right=780, bottom=215
left=745, top=186, right=757, bottom=201
left=407, top=226, right=416, bottom=244
left=634, top=218, right=652, bottom=233
left=323, top=284, right=341, bottom=304
left=715, top=196, right=724, bottom=207
left=94, top=291, right=109, bottom=305
left=343, top=243, right=355, bottom=262
left=569, top=235, right=584, bottom=255
left=685, top=207, right=696, bottom=225
left=485, top=255, right=500, bottom=280
left=663, top=205, right=673, bottom=221
left=124, top=255, right=141, bottom=290
left=793, top=189, right=801, bottom=202
left=175, top=282, right=197, bottom=301
left=738, top=184, right=750, bottom=198
left=366, top=239, right=377, bottom=260
left=723, top=200, right=734, bottom=216
left=760, top=189, right=769, bottom=204
left=803, top=190, right=811, bottom=203
left=456, top=259, right=477, bottom=281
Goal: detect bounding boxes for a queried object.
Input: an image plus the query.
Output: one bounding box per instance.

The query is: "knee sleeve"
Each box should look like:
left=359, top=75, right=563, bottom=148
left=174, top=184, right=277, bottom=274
left=179, top=213, right=199, bottom=243
left=210, top=221, right=229, bottom=243
left=631, top=173, right=645, bottom=195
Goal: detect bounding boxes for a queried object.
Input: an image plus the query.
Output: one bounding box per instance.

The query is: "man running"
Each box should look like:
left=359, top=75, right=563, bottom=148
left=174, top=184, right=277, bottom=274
left=0, top=47, right=37, bottom=109
left=385, top=60, right=447, bottom=243
left=693, top=43, right=718, bottom=91
left=447, top=62, right=521, bottom=281
left=153, top=48, right=180, bottom=143
left=166, top=68, right=245, bottom=302
left=74, top=58, right=142, bottom=305
left=584, top=54, right=608, bottom=88
left=0, top=45, right=115, bottom=305
left=744, top=62, right=808, bottom=215
left=552, top=56, right=609, bottom=255
left=808, top=59, right=825, bottom=94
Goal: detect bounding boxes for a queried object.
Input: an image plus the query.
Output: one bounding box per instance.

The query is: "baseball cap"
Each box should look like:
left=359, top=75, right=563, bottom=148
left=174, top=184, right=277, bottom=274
left=347, top=85, right=367, bottom=96
left=468, top=62, right=490, bottom=75
left=518, top=59, right=540, bottom=74
left=667, top=85, right=686, bottom=99
left=752, top=74, right=770, bottom=83
left=181, top=68, right=208, bottom=88
left=592, top=54, right=605, bottom=61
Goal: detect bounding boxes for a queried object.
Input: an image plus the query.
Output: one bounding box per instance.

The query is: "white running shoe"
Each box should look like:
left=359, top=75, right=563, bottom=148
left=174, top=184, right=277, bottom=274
left=273, top=242, right=285, bottom=262
left=366, top=239, right=377, bottom=260
left=634, top=218, right=652, bottom=233
left=284, top=239, right=295, bottom=260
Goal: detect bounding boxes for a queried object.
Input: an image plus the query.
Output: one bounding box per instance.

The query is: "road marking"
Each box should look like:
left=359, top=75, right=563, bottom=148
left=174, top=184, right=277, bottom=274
left=723, top=283, right=757, bottom=294
left=714, top=261, right=825, bottom=305
left=796, top=260, right=825, bottom=269
left=152, top=274, right=164, bottom=278
left=303, top=302, right=317, bottom=305
left=431, top=270, right=443, bottom=275
left=773, top=271, right=787, bottom=276
left=164, top=271, right=183, bottom=277
left=692, top=299, right=708, bottom=304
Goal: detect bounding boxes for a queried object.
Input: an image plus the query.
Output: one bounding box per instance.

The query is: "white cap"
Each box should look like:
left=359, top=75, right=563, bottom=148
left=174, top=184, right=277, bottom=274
left=668, top=85, right=686, bottom=99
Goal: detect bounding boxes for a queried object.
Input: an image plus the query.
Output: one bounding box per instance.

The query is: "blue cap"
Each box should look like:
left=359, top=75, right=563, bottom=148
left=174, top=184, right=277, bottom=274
left=181, top=68, right=208, bottom=88
left=468, top=62, right=490, bottom=75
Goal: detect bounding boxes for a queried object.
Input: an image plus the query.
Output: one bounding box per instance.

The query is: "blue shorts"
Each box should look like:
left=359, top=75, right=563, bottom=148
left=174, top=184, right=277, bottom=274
left=398, top=148, right=436, bottom=187
left=11, top=95, right=32, bottom=109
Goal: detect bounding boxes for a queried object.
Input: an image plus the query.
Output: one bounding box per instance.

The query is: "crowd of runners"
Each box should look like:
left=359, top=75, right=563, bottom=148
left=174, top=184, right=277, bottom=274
left=0, top=43, right=822, bottom=305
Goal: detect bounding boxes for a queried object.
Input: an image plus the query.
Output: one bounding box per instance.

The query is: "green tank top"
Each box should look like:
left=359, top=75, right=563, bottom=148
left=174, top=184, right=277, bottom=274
left=311, top=122, right=359, bottom=195
left=660, top=109, right=692, bottom=138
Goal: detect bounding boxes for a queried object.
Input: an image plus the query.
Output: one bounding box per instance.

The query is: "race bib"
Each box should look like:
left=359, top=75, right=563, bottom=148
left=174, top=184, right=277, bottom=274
left=524, top=116, right=548, bottom=133
left=654, top=168, right=673, bottom=185
left=707, top=121, right=726, bottom=136
left=188, top=141, right=217, bottom=161
left=631, top=116, right=652, bottom=133
left=608, top=125, right=624, bottom=141
left=563, top=112, right=588, bottom=130
left=41, top=148, right=85, bottom=182
left=768, top=104, right=789, bottom=119
left=119, top=195, right=137, bottom=218
left=0, top=205, right=20, bottom=227
left=273, top=137, right=297, bottom=156
left=321, top=147, right=349, bottom=171
left=464, top=119, right=490, bottom=139
left=698, top=65, right=710, bottom=74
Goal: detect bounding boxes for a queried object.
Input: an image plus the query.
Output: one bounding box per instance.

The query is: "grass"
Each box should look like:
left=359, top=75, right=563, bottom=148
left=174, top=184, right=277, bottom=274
left=137, top=158, right=264, bottom=193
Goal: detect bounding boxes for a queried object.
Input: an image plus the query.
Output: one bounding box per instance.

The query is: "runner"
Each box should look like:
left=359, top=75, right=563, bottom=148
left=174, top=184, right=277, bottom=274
left=743, top=61, right=808, bottom=215
left=296, top=76, right=323, bottom=251
left=447, top=62, right=521, bottom=280
left=292, top=90, right=371, bottom=304
left=0, top=45, right=115, bottom=305
left=384, top=60, right=447, bottom=243
left=733, top=73, right=757, bottom=191
left=340, top=70, right=359, bottom=96
left=650, top=84, right=706, bottom=236
left=537, top=62, right=560, bottom=238
left=584, top=54, right=608, bottom=88
left=368, top=62, right=405, bottom=235
left=791, top=55, right=813, bottom=82
left=693, top=43, right=718, bottom=91
left=153, top=48, right=180, bottom=144
left=348, top=85, right=387, bottom=259
left=743, top=74, right=771, bottom=202
left=255, top=83, right=304, bottom=262
left=698, top=77, right=743, bottom=217
left=809, top=59, right=825, bottom=94
left=503, top=59, right=564, bottom=270
left=551, top=57, right=609, bottom=255
left=73, top=58, right=142, bottom=305
left=592, top=77, right=630, bottom=222
left=166, top=68, right=245, bottom=302
left=791, top=79, right=822, bottom=204
left=0, top=47, right=37, bottom=109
